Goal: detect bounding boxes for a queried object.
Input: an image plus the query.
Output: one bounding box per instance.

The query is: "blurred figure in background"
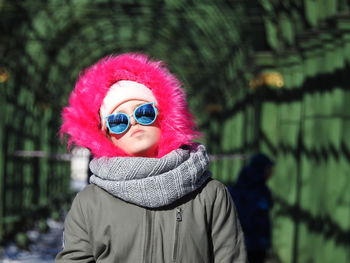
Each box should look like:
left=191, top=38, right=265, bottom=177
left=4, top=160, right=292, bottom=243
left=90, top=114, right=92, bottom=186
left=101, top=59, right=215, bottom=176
left=228, top=153, right=274, bottom=263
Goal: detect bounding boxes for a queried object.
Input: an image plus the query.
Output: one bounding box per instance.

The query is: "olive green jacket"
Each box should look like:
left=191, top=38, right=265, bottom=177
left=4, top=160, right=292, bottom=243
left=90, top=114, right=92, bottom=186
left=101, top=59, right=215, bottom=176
left=55, top=179, right=247, bottom=262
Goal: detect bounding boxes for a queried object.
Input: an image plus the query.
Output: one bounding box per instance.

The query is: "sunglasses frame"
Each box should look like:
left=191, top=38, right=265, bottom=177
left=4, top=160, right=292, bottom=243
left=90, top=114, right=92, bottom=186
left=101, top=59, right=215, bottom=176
left=104, top=102, right=158, bottom=134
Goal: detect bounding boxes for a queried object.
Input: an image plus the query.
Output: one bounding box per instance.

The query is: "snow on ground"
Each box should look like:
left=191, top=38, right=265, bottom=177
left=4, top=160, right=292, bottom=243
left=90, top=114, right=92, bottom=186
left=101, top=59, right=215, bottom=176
left=0, top=219, right=63, bottom=263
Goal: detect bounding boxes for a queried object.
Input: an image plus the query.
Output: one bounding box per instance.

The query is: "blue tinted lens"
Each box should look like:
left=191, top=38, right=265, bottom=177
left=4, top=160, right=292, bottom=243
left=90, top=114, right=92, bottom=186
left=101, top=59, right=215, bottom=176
left=107, top=113, right=129, bottom=134
left=134, top=103, right=156, bottom=125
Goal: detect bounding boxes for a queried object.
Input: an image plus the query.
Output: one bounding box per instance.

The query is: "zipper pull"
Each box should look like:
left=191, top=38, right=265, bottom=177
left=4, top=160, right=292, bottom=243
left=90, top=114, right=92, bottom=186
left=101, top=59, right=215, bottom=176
left=176, top=207, right=182, bottom=222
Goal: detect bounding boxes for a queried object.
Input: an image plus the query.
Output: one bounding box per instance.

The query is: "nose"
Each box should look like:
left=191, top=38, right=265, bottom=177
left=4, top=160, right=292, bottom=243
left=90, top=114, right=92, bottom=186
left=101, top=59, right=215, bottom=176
left=129, top=115, right=136, bottom=126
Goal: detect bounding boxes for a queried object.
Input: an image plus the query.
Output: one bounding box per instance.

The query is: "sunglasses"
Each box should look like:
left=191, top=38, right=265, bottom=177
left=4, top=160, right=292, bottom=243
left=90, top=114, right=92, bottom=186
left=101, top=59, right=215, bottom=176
left=104, top=102, right=158, bottom=134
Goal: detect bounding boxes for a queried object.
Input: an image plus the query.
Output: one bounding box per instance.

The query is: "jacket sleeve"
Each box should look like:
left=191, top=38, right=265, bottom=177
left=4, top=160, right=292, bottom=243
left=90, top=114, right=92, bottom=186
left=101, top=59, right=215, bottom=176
left=210, top=182, right=247, bottom=263
left=55, top=193, right=96, bottom=263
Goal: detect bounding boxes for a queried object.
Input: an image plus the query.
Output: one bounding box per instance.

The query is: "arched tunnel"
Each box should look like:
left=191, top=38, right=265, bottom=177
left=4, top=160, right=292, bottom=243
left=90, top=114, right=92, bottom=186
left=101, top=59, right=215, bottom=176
left=1, top=1, right=350, bottom=262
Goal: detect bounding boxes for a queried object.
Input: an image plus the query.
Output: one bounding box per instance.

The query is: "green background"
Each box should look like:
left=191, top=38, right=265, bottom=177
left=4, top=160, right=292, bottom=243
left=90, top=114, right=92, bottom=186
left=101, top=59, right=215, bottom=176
left=1, top=0, right=350, bottom=262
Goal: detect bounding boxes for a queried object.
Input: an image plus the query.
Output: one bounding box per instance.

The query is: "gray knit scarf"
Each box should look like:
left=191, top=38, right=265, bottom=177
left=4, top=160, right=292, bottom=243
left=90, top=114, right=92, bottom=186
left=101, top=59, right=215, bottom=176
left=89, top=144, right=211, bottom=208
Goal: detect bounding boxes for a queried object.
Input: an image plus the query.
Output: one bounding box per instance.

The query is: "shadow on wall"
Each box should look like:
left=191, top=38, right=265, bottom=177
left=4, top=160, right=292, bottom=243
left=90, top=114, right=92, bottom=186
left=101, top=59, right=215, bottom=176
left=260, top=131, right=350, bottom=164
left=274, top=196, right=350, bottom=248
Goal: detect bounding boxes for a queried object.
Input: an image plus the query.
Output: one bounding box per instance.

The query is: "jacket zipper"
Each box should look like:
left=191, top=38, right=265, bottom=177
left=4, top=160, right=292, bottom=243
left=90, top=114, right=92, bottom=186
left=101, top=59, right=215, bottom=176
left=143, top=209, right=154, bottom=262
left=172, top=207, right=182, bottom=262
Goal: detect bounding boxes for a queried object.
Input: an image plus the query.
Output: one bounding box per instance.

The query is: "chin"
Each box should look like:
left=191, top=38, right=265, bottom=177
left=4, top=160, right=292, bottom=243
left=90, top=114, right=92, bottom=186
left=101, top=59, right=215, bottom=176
left=126, top=143, right=158, bottom=157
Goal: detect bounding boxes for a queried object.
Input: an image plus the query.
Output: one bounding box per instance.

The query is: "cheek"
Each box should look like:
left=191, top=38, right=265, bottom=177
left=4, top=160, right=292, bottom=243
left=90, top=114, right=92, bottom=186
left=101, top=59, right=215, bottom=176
left=109, top=135, right=130, bottom=151
left=148, top=126, right=161, bottom=144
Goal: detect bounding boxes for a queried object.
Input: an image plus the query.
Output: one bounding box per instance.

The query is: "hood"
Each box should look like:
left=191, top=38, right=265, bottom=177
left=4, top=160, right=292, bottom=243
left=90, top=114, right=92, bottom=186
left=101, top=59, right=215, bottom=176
left=60, top=53, right=200, bottom=157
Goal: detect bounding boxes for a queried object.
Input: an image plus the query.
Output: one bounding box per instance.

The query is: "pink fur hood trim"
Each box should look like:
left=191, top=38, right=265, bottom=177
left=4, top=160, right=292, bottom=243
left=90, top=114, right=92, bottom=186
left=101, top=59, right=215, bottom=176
left=60, top=53, right=200, bottom=157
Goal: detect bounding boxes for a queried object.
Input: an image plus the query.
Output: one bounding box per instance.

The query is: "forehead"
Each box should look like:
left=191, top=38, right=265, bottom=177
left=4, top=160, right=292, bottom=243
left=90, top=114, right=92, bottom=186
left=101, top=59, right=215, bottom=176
left=112, top=99, right=149, bottom=113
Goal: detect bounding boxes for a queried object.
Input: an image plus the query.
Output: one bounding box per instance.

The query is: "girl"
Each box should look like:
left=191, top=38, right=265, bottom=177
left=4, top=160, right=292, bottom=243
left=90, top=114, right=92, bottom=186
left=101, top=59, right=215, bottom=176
left=55, top=53, right=247, bottom=262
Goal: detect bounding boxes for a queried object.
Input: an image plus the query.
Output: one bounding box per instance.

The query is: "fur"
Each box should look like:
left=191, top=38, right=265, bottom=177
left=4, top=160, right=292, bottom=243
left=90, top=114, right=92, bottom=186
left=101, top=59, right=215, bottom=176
left=60, top=53, right=200, bottom=157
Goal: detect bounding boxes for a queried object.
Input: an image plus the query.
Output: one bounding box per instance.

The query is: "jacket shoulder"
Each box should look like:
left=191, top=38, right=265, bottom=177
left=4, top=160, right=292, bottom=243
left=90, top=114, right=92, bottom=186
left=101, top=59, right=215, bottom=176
left=73, top=183, right=114, bottom=209
left=75, top=183, right=100, bottom=200
left=201, top=178, right=230, bottom=202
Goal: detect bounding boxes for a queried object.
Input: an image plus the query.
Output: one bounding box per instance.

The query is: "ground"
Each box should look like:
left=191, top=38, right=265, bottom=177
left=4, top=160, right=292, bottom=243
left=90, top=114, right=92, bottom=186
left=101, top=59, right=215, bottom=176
left=0, top=219, right=63, bottom=263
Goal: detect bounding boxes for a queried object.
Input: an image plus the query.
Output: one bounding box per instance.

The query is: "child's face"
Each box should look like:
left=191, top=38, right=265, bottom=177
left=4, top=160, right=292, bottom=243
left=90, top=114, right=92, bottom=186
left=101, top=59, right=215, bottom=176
left=108, top=100, right=161, bottom=157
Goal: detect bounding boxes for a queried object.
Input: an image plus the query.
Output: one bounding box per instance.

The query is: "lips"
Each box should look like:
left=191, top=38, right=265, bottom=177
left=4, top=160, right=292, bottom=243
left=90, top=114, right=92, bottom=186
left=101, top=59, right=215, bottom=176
left=131, top=129, right=144, bottom=137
